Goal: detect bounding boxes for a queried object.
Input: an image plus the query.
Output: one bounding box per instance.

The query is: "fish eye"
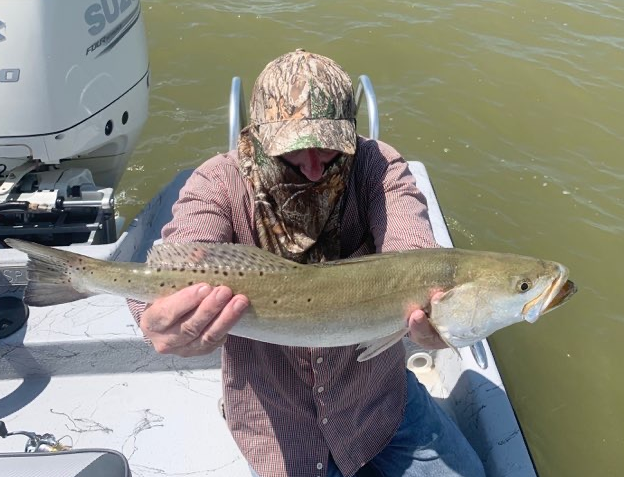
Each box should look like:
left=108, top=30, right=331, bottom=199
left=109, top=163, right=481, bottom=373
left=516, top=279, right=532, bottom=293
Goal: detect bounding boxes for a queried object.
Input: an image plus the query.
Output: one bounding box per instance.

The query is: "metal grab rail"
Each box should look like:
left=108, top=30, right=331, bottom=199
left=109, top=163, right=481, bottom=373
left=355, top=75, right=379, bottom=140
left=228, top=77, right=247, bottom=151
left=227, top=74, right=380, bottom=149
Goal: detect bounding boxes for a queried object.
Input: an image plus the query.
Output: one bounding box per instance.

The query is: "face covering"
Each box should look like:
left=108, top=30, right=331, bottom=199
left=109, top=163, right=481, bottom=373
left=238, top=126, right=354, bottom=263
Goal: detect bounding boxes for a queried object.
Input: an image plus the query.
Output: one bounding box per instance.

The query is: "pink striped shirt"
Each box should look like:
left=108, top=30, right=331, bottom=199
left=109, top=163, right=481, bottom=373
left=132, top=137, right=437, bottom=477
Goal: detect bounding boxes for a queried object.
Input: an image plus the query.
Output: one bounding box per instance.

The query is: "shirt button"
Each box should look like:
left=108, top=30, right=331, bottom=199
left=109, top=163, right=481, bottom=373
left=322, top=418, right=328, bottom=424
left=317, top=386, right=324, bottom=393
left=317, top=462, right=323, bottom=470
left=316, top=356, right=323, bottom=364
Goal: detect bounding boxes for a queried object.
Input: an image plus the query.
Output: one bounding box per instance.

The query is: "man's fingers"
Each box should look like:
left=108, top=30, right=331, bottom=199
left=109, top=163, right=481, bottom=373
left=178, top=286, right=232, bottom=339
left=172, top=292, right=249, bottom=356
left=145, top=284, right=249, bottom=356
left=405, top=293, right=449, bottom=350
left=430, top=290, right=446, bottom=303
left=409, top=309, right=427, bottom=323
left=408, top=308, right=448, bottom=350
left=173, top=286, right=248, bottom=344
left=198, top=293, right=249, bottom=345
left=143, top=284, right=212, bottom=333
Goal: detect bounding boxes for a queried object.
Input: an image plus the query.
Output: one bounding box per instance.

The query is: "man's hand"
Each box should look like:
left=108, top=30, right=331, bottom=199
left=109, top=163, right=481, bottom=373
left=406, top=291, right=448, bottom=350
left=140, top=284, right=249, bottom=357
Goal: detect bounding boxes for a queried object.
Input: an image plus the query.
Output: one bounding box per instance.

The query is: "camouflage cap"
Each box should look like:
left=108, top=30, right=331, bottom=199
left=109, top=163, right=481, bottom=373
left=249, top=49, right=357, bottom=157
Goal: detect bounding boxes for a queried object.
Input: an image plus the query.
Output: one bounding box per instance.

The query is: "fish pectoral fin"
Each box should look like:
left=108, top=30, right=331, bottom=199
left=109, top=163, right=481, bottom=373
left=356, top=329, right=407, bottom=362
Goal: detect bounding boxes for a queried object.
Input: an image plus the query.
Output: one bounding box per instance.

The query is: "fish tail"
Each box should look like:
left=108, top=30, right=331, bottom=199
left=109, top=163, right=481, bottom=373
left=5, top=238, right=93, bottom=306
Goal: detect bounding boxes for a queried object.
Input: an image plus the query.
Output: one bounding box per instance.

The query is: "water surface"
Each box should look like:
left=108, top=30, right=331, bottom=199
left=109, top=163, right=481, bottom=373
left=118, top=2, right=624, bottom=475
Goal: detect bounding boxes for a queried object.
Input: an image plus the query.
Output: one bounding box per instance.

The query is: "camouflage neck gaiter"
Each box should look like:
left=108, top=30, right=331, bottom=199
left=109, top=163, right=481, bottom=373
left=238, top=126, right=354, bottom=264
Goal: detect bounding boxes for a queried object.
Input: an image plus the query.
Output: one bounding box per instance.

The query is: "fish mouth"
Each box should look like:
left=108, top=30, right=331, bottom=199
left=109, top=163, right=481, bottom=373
left=522, top=265, right=577, bottom=323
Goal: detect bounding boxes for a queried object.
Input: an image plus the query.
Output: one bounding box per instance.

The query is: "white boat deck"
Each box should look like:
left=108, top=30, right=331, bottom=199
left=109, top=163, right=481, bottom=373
left=0, top=163, right=537, bottom=477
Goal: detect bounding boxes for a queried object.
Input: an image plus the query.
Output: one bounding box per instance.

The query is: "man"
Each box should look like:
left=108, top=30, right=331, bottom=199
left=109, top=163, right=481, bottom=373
left=131, top=49, right=484, bottom=477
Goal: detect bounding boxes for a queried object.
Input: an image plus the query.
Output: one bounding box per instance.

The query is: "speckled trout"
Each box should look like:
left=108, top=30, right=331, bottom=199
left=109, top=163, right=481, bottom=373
left=6, top=239, right=576, bottom=361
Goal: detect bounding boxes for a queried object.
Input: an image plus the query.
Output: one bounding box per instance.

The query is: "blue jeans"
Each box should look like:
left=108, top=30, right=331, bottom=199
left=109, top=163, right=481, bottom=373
left=251, top=371, right=485, bottom=477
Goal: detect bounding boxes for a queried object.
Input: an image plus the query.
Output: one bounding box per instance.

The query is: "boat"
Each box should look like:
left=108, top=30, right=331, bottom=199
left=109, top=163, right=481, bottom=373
left=0, top=2, right=537, bottom=476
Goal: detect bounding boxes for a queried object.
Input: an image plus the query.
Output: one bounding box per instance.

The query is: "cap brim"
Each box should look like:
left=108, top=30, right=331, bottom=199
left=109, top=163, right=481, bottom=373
left=256, top=118, right=356, bottom=157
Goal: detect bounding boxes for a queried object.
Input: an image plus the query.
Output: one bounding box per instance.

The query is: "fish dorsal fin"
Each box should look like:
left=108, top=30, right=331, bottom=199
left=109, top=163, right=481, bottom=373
left=312, top=250, right=410, bottom=268
left=147, top=242, right=301, bottom=272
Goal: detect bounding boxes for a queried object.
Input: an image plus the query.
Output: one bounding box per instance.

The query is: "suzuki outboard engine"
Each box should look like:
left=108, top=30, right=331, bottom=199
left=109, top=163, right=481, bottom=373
left=0, top=0, right=149, bottom=245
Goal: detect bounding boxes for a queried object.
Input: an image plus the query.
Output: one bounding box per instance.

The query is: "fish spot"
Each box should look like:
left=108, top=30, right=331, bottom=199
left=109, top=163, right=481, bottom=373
left=156, top=268, right=162, bottom=273
left=259, top=271, right=264, bottom=276
left=188, top=281, right=194, bottom=286
left=114, top=278, right=117, bottom=282
left=201, top=270, right=206, bottom=274
left=273, top=299, right=278, bottom=304
left=171, top=285, right=177, bottom=289
left=223, top=271, right=228, bottom=277
left=239, top=272, right=244, bottom=277
left=307, top=298, right=312, bottom=303
left=128, top=279, right=132, bottom=283
left=160, top=283, right=165, bottom=287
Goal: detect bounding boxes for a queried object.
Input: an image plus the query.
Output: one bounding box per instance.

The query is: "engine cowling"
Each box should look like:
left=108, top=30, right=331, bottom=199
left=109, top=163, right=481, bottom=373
left=0, top=0, right=149, bottom=245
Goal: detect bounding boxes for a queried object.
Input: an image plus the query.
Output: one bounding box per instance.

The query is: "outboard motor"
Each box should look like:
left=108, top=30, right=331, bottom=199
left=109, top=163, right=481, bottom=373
left=0, top=0, right=149, bottom=246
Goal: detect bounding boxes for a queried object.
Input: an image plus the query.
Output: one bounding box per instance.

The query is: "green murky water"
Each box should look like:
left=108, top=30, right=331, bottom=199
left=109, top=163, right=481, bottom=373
left=117, top=1, right=624, bottom=475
